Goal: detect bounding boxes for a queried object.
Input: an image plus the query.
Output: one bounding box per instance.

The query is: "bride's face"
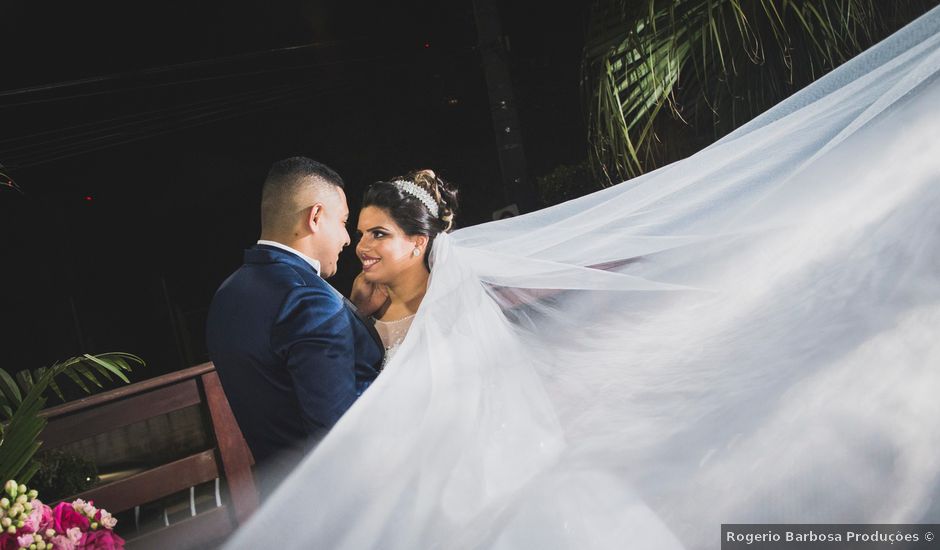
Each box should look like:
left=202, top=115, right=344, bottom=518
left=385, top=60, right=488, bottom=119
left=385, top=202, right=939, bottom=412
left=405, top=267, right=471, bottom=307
left=356, top=206, right=426, bottom=284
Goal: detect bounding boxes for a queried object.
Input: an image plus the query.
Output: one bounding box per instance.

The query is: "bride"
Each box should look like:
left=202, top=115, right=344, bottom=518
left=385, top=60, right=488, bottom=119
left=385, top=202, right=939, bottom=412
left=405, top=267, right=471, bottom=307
left=350, top=169, right=458, bottom=363
left=228, top=6, right=940, bottom=549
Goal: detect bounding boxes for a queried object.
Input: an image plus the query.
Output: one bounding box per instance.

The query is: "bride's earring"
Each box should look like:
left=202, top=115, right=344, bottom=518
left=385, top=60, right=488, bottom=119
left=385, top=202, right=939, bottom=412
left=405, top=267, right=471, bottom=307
left=412, top=248, right=421, bottom=257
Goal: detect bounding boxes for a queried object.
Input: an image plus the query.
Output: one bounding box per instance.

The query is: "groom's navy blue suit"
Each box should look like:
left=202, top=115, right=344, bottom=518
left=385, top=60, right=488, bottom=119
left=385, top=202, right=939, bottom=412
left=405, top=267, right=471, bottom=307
left=207, top=244, right=382, bottom=488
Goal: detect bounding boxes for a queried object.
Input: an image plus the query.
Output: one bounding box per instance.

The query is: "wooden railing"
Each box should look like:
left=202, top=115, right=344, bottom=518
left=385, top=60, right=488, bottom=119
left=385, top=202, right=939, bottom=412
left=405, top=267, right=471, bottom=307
left=39, top=362, right=258, bottom=549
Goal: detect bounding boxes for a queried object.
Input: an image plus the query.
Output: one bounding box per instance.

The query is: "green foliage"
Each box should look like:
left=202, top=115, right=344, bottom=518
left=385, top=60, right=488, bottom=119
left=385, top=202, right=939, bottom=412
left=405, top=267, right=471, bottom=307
left=28, top=449, right=98, bottom=501
left=0, top=352, right=143, bottom=484
left=583, top=0, right=934, bottom=183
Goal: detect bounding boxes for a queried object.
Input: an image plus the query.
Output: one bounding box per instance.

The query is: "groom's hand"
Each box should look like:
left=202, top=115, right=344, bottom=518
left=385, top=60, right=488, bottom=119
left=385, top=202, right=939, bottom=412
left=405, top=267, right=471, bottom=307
left=351, top=272, right=389, bottom=316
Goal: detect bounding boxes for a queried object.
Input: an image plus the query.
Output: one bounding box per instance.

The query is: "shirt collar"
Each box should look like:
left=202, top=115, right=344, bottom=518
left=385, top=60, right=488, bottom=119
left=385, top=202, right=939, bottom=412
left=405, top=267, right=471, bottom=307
left=256, top=240, right=321, bottom=275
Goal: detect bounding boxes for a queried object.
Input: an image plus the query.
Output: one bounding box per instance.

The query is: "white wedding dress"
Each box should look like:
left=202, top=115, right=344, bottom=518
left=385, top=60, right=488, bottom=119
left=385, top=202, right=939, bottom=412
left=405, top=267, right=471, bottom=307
left=374, top=314, right=415, bottom=367
left=228, top=7, right=940, bottom=549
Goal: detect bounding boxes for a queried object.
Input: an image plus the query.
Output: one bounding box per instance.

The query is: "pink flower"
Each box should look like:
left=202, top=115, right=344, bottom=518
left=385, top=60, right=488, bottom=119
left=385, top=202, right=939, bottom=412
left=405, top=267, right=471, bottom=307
left=71, top=499, right=97, bottom=520
left=50, top=534, right=77, bottom=550
left=0, top=534, right=20, bottom=550
left=79, top=529, right=125, bottom=550
left=94, top=509, right=117, bottom=530
left=66, top=528, right=83, bottom=544
left=51, top=502, right=90, bottom=532
left=24, top=500, right=52, bottom=533
left=48, top=527, right=85, bottom=550
left=16, top=534, right=34, bottom=548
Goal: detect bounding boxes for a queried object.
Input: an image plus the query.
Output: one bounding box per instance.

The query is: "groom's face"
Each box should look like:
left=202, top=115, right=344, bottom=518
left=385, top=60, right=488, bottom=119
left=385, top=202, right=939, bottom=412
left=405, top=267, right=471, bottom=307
left=313, top=186, right=351, bottom=278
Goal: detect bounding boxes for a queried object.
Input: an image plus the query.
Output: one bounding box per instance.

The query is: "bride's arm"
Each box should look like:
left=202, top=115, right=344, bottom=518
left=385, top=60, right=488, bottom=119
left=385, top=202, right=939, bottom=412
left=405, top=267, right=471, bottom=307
left=349, top=271, right=390, bottom=316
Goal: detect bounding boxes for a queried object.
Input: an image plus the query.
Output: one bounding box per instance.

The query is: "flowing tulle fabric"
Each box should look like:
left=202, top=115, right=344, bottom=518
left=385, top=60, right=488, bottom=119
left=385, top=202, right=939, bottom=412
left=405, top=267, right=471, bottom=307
left=228, top=8, right=940, bottom=549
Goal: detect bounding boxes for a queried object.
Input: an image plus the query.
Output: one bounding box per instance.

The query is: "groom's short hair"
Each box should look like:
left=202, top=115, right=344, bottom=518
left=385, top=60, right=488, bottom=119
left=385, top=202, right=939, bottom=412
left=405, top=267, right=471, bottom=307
left=261, top=157, right=345, bottom=234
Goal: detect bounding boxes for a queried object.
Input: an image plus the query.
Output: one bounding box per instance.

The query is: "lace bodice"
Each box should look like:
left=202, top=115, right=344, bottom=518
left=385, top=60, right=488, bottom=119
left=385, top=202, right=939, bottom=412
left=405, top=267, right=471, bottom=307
left=373, top=314, right=415, bottom=366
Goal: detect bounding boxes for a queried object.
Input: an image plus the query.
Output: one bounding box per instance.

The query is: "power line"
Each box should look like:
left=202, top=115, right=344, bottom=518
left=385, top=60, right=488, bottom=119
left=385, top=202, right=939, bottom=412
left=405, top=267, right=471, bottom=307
left=0, top=81, right=306, bottom=150
left=4, top=49, right=426, bottom=169
left=0, top=50, right=426, bottom=109
left=0, top=42, right=459, bottom=168
left=0, top=37, right=377, bottom=99
left=8, top=80, right=357, bottom=168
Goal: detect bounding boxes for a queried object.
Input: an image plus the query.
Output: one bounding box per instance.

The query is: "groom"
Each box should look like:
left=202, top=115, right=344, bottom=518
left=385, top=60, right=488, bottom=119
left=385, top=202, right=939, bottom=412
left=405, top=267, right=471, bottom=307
left=207, top=157, right=383, bottom=498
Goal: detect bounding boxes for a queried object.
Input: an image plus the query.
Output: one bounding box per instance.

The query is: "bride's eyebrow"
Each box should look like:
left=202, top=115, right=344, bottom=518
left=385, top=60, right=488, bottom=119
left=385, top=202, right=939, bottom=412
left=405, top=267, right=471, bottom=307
left=363, top=226, right=391, bottom=232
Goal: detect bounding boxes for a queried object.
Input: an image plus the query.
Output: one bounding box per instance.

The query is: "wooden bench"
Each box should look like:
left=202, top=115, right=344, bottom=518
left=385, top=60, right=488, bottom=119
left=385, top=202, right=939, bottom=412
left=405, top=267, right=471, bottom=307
left=39, top=362, right=258, bottom=549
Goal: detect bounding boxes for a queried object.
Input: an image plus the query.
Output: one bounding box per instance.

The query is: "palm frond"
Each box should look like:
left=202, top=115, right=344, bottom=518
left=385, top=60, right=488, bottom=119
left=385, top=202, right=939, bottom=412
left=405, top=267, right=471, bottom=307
left=0, top=369, right=23, bottom=408
left=0, top=353, right=144, bottom=483
left=583, top=0, right=935, bottom=183
left=15, top=369, right=35, bottom=395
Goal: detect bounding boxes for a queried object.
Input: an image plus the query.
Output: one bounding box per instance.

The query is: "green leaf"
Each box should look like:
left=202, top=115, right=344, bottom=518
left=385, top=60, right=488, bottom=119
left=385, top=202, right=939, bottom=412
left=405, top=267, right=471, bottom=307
left=74, top=363, right=105, bottom=388
left=0, top=351, right=143, bottom=482
left=18, top=460, right=42, bottom=485
left=15, top=369, right=35, bottom=394
left=111, top=357, right=134, bottom=372
left=0, top=369, right=22, bottom=407
left=63, top=367, right=91, bottom=394
left=82, top=354, right=131, bottom=384
left=583, top=0, right=926, bottom=183
left=3, top=440, right=43, bottom=484
left=48, top=377, right=65, bottom=402
left=0, top=394, right=46, bottom=479
left=95, top=366, right=115, bottom=382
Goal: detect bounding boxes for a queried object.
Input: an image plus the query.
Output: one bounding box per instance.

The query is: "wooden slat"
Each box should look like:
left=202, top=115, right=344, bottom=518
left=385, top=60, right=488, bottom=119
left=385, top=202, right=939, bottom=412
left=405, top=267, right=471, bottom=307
left=70, top=450, right=220, bottom=514
left=126, top=505, right=234, bottom=550
left=201, top=371, right=259, bottom=524
left=41, top=362, right=215, bottom=419
left=39, top=361, right=259, bottom=543
left=40, top=379, right=202, bottom=449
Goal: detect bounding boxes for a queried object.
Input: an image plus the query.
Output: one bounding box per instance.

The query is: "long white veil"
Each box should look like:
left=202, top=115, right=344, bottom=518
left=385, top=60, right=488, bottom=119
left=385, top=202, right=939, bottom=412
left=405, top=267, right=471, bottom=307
left=228, top=7, right=940, bottom=549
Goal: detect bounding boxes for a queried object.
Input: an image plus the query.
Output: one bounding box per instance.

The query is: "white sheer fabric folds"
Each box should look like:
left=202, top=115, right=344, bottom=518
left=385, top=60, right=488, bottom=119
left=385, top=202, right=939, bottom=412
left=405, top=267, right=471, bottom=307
left=229, top=7, right=940, bottom=548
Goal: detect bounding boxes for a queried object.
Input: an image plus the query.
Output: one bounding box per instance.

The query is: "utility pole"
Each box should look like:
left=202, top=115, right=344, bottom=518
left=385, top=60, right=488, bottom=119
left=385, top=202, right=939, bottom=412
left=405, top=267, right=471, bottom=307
left=472, top=0, right=537, bottom=216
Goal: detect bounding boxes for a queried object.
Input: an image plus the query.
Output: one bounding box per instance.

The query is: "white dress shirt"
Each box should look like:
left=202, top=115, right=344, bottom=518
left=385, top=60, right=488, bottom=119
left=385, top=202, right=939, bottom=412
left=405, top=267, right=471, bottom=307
left=257, top=240, right=321, bottom=276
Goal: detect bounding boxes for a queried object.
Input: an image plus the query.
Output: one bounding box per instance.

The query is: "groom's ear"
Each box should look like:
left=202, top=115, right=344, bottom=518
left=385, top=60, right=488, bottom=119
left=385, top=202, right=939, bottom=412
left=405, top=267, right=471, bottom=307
left=307, top=203, right=324, bottom=233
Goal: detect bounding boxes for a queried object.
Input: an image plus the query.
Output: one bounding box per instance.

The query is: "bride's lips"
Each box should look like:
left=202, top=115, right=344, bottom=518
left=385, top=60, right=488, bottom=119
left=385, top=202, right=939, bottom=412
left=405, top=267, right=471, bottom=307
left=360, top=255, right=380, bottom=271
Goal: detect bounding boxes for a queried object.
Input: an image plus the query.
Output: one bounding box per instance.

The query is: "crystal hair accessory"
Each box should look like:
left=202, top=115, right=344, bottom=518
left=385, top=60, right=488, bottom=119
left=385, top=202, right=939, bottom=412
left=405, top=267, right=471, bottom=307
left=393, top=180, right=440, bottom=218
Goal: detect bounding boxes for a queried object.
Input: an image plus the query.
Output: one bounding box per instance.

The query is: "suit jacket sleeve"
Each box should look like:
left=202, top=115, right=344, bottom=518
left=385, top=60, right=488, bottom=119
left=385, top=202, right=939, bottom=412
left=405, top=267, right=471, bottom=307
left=270, top=284, right=358, bottom=444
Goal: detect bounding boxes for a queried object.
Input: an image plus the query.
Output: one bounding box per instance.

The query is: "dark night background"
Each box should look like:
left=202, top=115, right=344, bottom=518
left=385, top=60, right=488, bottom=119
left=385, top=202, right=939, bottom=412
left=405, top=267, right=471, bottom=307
left=0, top=1, right=591, bottom=388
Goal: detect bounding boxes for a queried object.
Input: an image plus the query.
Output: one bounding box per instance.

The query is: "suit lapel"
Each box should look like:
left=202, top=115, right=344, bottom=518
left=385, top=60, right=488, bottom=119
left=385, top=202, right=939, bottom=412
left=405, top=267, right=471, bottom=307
left=343, top=296, right=385, bottom=352
left=248, top=245, right=384, bottom=354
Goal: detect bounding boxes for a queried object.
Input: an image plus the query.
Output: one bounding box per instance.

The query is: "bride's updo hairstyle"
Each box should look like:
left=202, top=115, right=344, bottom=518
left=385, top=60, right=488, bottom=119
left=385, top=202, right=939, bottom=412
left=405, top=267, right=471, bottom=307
left=362, top=169, right=459, bottom=271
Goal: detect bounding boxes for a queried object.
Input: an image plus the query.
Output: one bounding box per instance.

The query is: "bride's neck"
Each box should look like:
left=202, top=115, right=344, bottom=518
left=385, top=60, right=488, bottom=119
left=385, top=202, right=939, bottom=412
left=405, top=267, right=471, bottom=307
left=382, top=267, right=429, bottom=319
